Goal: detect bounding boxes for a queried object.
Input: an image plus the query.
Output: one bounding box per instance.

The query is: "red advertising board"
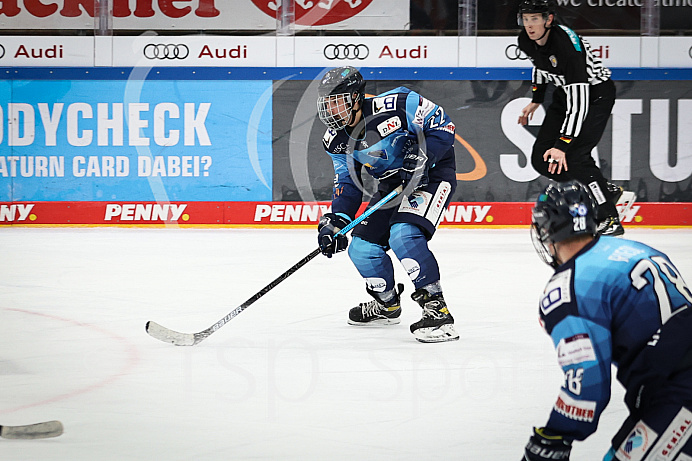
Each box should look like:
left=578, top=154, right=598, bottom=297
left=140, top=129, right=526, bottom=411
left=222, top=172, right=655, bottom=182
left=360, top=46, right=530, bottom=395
left=1, top=201, right=689, bottom=227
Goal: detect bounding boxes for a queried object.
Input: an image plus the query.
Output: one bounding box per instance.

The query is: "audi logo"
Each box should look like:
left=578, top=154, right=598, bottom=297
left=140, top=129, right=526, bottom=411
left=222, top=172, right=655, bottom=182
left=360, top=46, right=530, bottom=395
left=323, top=44, right=369, bottom=60
left=689, top=45, right=692, bottom=60
left=143, top=44, right=190, bottom=60
left=0, top=44, right=4, bottom=60
left=505, top=44, right=529, bottom=61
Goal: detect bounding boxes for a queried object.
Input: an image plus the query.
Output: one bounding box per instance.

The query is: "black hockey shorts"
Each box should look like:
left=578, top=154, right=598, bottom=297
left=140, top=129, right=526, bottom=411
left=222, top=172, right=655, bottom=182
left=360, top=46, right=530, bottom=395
left=609, top=399, right=692, bottom=460
left=352, top=165, right=457, bottom=248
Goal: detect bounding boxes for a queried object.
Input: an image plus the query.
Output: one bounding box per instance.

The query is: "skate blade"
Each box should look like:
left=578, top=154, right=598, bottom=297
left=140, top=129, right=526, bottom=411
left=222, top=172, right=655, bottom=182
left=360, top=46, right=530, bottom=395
left=348, top=318, right=401, bottom=326
left=413, top=324, right=459, bottom=343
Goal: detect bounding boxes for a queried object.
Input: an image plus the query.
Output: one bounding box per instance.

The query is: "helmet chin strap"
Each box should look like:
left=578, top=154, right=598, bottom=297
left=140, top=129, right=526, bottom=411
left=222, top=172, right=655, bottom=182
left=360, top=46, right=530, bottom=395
left=536, top=23, right=551, bottom=41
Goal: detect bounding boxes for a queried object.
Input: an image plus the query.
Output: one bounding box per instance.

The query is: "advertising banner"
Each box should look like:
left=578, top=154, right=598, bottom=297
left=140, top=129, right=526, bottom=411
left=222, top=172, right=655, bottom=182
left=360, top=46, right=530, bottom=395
left=1, top=200, right=688, bottom=227
left=0, top=79, right=273, bottom=202
left=293, top=36, right=459, bottom=68
left=482, top=3, right=692, bottom=33
left=1, top=35, right=691, bottom=68
left=0, top=0, right=408, bottom=31
left=112, top=36, right=277, bottom=67
left=271, top=79, right=692, bottom=205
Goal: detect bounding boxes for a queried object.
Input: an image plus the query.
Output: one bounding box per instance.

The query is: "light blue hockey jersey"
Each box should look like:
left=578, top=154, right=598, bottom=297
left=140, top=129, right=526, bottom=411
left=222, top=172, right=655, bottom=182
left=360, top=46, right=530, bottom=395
left=538, top=236, right=692, bottom=441
left=322, top=86, right=456, bottom=220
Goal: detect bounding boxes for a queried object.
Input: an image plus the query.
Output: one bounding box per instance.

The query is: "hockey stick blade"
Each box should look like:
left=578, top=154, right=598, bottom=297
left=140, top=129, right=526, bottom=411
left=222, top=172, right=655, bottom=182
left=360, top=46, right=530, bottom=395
left=145, top=321, right=196, bottom=346
left=144, top=186, right=403, bottom=346
left=0, top=420, right=63, bottom=439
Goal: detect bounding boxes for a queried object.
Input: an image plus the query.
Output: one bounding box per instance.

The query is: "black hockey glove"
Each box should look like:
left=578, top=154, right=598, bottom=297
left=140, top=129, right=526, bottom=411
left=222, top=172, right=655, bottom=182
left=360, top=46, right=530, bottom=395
left=400, top=142, right=429, bottom=190
left=522, top=427, right=572, bottom=461
left=317, top=213, right=350, bottom=258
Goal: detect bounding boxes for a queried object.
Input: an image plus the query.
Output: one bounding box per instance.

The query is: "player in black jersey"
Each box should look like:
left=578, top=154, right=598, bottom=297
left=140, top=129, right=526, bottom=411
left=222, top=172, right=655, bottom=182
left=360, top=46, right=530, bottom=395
left=516, top=0, right=628, bottom=237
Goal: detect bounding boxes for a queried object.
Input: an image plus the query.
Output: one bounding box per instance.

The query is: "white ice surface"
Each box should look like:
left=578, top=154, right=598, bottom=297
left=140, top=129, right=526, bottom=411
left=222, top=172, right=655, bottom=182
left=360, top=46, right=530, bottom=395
left=1, top=227, right=691, bottom=460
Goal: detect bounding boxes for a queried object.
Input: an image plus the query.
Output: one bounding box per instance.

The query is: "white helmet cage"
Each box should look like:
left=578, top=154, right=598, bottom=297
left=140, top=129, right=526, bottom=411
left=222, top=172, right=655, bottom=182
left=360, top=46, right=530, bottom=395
left=317, top=93, right=355, bottom=131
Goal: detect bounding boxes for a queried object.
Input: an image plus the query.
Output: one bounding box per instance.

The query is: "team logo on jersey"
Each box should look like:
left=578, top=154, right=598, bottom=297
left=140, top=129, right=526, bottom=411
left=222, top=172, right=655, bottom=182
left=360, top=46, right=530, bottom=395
left=372, top=94, right=398, bottom=113
left=550, top=55, right=558, bottom=67
left=377, top=116, right=402, bottom=137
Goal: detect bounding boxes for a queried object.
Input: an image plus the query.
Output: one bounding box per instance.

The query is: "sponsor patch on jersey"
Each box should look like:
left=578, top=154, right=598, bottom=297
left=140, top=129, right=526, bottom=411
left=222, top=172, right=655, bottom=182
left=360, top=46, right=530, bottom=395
left=554, top=390, right=596, bottom=422
left=647, top=407, right=692, bottom=460
left=377, top=116, right=402, bottom=138
left=559, top=25, right=582, bottom=52
left=372, top=94, right=398, bottom=113
left=365, top=277, right=388, bottom=293
left=616, top=421, right=657, bottom=461
left=540, top=269, right=572, bottom=317
left=323, top=129, right=337, bottom=148
left=399, top=191, right=431, bottom=217
left=438, top=121, right=455, bottom=135
left=412, top=96, right=436, bottom=127
left=400, top=258, right=421, bottom=281
left=557, top=334, right=597, bottom=367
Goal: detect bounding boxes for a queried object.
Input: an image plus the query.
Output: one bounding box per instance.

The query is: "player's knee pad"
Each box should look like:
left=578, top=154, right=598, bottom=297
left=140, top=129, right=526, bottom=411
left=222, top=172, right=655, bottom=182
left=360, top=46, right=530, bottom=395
left=389, top=223, right=440, bottom=288
left=348, top=236, right=387, bottom=268
left=348, top=236, right=395, bottom=290
left=389, top=222, right=424, bottom=256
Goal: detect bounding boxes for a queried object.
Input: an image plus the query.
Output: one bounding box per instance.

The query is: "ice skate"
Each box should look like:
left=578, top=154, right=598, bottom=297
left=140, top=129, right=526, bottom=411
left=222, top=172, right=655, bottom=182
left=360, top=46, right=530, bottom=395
left=348, top=283, right=404, bottom=326
left=607, top=182, right=624, bottom=204
left=410, top=289, right=459, bottom=343
left=596, top=215, right=624, bottom=237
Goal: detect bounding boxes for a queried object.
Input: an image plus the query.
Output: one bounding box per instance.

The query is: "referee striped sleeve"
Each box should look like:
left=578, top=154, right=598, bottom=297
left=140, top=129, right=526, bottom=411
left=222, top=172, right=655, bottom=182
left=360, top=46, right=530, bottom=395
left=561, top=83, right=590, bottom=138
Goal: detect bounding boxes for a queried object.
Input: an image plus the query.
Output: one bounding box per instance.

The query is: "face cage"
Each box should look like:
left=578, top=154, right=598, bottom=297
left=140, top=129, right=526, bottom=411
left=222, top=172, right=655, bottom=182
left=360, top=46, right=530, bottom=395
left=530, top=223, right=558, bottom=268
left=517, top=12, right=549, bottom=26
left=317, top=93, right=353, bottom=131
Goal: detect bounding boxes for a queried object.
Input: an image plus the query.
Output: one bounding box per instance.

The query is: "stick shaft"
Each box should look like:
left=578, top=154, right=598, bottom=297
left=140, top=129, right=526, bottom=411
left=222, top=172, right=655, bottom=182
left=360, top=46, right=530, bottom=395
left=147, top=186, right=402, bottom=346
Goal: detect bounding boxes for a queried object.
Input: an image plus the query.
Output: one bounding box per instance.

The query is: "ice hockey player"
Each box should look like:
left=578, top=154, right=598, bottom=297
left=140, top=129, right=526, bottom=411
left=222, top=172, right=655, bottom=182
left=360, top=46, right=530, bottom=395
left=516, top=0, right=631, bottom=236
left=522, top=180, right=692, bottom=460
left=315, top=66, right=459, bottom=343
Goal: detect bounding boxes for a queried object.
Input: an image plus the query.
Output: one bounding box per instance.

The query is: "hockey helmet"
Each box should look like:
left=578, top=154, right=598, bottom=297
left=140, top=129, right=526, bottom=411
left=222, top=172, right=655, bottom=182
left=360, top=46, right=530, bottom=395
left=531, top=180, right=597, bottom=267
left=317, top=66, right=366, bottom=131
left=517, top=0, right=555, bottom=26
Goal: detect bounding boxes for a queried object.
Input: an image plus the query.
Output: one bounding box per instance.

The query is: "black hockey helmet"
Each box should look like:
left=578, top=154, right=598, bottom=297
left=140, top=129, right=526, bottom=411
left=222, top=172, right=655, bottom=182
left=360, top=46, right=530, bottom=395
left=531, top=180, right=597, bottom=267
left=317, top=66, right=366, bottom=131
left=517, top=0, right=555, bottom=26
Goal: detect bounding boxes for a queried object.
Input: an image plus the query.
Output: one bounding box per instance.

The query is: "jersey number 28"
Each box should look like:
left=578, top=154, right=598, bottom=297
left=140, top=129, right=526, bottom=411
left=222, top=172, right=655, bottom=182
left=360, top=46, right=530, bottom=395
left=630, top=256, right=692, bottom=324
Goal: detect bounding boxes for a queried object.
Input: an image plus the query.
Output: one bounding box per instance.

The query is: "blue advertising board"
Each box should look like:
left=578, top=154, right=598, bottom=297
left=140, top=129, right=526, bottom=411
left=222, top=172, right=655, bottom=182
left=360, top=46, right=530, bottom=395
left=0, top=79, right=273, bottom=202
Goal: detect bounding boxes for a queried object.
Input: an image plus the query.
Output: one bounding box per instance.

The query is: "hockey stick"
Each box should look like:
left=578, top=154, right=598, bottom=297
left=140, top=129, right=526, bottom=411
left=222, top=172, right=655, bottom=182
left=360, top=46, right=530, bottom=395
left=145, top=186, right=403, bottom=346
left=0, top=420, right=63, bottom=439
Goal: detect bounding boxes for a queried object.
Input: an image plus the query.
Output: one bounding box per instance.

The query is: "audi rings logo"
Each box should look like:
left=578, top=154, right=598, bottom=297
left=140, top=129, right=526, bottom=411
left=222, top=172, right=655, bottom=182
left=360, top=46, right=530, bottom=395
left=324, top=44, right=369, bottom=60
left=689, top=45, right=692, bottom=60
left=0, top=44, right=5, bottom=60
left=144, top=44, right=190, bottom=60
left=505, top=44, right=528, bottom=61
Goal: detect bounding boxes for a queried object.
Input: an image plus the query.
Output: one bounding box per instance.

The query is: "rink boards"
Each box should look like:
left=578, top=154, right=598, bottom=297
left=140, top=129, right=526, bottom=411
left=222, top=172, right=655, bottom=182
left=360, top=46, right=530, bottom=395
left=0, top=200, right=689, bottom=227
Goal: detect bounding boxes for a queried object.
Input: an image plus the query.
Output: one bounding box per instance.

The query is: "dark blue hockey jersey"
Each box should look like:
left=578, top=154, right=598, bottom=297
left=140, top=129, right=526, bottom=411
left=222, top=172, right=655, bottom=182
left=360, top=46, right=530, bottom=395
left=539, top=236, right=692, bottom=441
left=322, top=87, right=456, bottom=221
